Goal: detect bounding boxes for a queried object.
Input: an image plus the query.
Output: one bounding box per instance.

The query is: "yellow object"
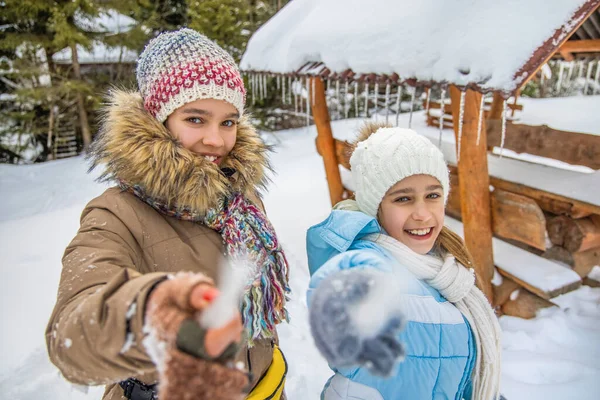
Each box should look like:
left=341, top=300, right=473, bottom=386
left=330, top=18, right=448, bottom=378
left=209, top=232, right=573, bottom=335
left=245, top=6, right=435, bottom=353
left=246, top=345, right=287, bottom=400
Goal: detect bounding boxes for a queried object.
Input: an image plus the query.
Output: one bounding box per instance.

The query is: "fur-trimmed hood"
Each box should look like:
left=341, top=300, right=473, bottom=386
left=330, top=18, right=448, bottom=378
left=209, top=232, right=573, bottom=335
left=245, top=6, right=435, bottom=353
left=88, top=90, right=271, bottom=215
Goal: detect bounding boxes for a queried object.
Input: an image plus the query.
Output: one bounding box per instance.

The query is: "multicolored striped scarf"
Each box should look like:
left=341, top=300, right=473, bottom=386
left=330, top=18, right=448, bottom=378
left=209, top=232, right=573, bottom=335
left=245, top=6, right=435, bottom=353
left=121, top=182, right=290, bottom=345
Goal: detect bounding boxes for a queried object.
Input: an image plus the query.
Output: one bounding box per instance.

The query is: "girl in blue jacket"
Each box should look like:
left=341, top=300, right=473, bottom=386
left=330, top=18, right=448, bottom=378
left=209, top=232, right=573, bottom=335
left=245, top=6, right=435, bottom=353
left=307, top=124, right=502, bottom=400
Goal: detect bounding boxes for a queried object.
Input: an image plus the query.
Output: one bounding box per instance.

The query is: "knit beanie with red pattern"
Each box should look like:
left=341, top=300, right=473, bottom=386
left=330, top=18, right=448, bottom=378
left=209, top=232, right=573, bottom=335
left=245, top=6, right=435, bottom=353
left=136, top=28, right=246, bottom=122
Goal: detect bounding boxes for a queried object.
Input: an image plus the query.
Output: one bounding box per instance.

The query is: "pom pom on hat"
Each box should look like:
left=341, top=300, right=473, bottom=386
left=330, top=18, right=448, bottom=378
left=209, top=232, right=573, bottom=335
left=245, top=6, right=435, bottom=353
left=349, top=124, right=450, bottom=217
left=136, top=28, right=246, bottom=122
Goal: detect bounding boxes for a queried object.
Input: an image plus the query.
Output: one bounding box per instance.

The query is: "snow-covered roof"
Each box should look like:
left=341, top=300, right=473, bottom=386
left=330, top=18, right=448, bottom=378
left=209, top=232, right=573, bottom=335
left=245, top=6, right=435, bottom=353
left=241, top=0, right=599, bottom=93
left=75, top=9, right=136, bottom=34
left=52, top=41, right=138, bottom=65
left=53, top=10, right=138, bottom=65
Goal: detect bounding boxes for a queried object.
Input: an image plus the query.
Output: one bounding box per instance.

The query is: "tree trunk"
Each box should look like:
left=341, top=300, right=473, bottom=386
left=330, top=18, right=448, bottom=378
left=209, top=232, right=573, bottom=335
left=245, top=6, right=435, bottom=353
left=70, top=43, right=92, bottom=150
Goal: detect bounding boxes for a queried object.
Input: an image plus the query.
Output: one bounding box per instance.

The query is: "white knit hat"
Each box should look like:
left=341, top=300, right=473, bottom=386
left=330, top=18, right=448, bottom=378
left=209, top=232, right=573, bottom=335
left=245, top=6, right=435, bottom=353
left=136, top=28, right=245, bottom=122
left=350, top=127, right=450, bottom=217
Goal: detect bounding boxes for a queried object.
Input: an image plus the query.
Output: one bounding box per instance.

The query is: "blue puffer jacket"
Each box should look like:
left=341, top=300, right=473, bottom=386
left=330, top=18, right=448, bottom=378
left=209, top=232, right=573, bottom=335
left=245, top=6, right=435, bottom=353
left=307, top=210, right=476, bottom=400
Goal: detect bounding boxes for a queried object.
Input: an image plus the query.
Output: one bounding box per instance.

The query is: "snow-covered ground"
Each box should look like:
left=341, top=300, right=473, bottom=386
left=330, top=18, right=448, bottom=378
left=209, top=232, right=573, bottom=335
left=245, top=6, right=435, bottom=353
left=1, top=101, right=599, bottom=399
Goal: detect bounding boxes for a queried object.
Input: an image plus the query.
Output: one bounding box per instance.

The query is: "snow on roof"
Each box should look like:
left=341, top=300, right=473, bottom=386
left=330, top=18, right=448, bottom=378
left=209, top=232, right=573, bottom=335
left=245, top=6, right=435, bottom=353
left=75, top=9, right=136, bottom=34
left=53, top=10, right=138, bottom=65
left=240, top=0, right=598, bottom=93
left=52, top=41, right=138, bottom=64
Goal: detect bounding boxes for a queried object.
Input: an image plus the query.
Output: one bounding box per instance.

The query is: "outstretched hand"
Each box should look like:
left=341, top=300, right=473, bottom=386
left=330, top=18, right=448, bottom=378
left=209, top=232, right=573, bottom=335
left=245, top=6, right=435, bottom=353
left=189, top=283, right=244, bottom=358
left=309, top=269, right=406, bottom=376
left=145, top=274, right=249, bottom=400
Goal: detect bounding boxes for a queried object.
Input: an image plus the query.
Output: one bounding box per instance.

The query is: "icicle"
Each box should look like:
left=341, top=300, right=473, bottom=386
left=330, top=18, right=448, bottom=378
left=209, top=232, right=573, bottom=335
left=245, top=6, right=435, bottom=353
left=499, top=99, right=507, bottom=158
left=251, top=74, right=256, bottom=105
left=594, top=60, right=600, bottom=95
left=263, top=74, right=268, bottom=100
left=476, top=94, right=485, bottom=146
left=298, top=78, right=303, bottom=114
left=354, top=81, right=359, bottom=118
left=344, top=80, right=350, bottom=119
left=288, top=76, right=292, bottom=105
left=384, top=83, right=391, bottom=124
left=577, top=60, right=584, bottom=79
left=294, top=78, right=299, bottom=114
left=425, top=88, right=431, bottom=114
left=584, top=61, right=593, bottom=95
left=556, top=62, right=564, bottom=93
left=457, top=91, right=466, bottom=163
left=364, top=81, right=370, bottom=117
left=395, top=85, right=402, bottom=127
left=306, top=77, right=310, bottom=126
left=408, top=88, right=416, bottom=128
left=256, top=74, right=261, bottom=102
left=566, top=61, right=574, bottom=83
left=540, top=68, right=545, bottom=86
left=326, top=78, right=330, bottom=95
left=312, top=77, right=316, bottom=107
left=438, top=87, right=446, bottom=147
left=335, top=80, right=340, bottom=106
left=373, top=82, right=379, bottom=121
left=281, top=75, right=286, bottom=105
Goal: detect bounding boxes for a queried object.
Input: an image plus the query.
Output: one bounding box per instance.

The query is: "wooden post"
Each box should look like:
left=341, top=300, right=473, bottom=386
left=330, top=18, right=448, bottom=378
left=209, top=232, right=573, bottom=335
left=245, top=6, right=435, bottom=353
left=449, top=86, right=495, bottom=303
left=488, top=92, right=504, bottom=120
left=311, top=77, right=345, bottom=206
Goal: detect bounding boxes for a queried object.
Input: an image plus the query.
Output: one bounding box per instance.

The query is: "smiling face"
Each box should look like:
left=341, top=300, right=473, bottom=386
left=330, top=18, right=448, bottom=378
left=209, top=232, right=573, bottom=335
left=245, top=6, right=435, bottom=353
left=378, top=174, right=446, bottom=255
left=164, top=98, right=239, bottom=165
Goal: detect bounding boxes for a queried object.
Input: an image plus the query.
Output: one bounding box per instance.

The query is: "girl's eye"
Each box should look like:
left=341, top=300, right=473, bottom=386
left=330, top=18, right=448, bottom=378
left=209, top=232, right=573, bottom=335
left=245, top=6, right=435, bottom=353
left=222, top=120, right=237, bottom=127
left=427, top=193, right=442, bottom=199
left=394, top=196, right=410, bottom=203
left=187, top=117, right=204, bottom=124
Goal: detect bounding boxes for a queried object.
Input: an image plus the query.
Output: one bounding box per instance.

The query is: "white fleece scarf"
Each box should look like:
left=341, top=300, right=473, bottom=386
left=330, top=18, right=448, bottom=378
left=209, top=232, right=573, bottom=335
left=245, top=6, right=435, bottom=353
left=364, top=233, right=502, bottom=400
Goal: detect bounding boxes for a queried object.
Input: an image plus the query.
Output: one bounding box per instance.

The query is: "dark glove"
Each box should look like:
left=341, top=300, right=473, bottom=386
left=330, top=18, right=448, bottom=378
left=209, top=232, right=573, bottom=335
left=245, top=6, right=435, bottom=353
left=309, top=269, right=405, bottom=376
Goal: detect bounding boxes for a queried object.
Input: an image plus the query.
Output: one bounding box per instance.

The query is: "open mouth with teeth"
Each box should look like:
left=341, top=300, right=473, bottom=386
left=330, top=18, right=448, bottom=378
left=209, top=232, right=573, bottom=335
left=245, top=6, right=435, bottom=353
left=203, top=155, right=221, bottom=164
left=404, top=227, right=434, bottom=240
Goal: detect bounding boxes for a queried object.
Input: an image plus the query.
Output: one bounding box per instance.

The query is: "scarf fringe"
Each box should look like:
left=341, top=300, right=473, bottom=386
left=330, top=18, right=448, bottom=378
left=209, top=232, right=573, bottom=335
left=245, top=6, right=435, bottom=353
left=122, top=182, right=290, bottom=346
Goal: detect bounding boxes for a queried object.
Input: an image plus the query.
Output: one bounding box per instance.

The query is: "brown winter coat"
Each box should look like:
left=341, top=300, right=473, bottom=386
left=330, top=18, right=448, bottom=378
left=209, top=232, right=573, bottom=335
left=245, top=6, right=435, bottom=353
left=46, top=90, right=278, bottom=399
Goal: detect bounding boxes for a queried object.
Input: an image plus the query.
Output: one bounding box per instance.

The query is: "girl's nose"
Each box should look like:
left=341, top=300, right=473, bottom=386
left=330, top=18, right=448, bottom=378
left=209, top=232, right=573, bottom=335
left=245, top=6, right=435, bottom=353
left=412, top=203, right=432, bottom=221
left=201, top=125, right=224, bottom=148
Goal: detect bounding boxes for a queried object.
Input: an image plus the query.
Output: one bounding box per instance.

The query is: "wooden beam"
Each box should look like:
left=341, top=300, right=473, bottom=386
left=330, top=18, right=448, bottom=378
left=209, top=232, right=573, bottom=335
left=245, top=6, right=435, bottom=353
left=493, top=275, right=521, bottom=308
left=560, top=38, right=600, bottom=53
left=491, top=190, right=547, bottom=251
left=311, top=77, right=344, bottom=206
left=543, top=246, right=600, bottom=279
left=449, top=86, right=495, bottom=302
left=489, top=177, right=600, bottom=218
left=516, top=1, right=600, bottom=90
left=488, top=92, right=505, bottom=120
left=448, top=171, right=548, bottom=251
left=500, top=285, right=557, bottom=319
left=486, top=120, right=600, bottom=170
left=497, top=267, right=581, bottom=300
left=564, top=215, right=600, bottom=253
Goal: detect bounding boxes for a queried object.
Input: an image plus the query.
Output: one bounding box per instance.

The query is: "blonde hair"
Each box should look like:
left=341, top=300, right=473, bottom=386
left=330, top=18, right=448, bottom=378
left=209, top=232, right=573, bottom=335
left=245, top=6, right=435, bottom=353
left=435, top=227, right=488, bottom=292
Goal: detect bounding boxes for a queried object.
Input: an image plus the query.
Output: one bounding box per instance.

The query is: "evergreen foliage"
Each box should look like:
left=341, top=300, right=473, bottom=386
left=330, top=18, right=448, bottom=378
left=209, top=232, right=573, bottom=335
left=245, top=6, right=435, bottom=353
left=0, top=0, right=289, bottom=163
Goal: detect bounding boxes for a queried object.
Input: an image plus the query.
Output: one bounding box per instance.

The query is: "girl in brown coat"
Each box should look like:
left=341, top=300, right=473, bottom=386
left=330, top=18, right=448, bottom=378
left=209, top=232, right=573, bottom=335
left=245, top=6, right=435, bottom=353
left=45, top=29, right=289, bottom=400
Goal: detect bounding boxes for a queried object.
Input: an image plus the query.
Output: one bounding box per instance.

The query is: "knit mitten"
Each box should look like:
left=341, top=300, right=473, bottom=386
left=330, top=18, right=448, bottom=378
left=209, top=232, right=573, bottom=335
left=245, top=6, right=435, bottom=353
left=145, top=273, right=249, bottom=400
left=309, top=269, right=405, bottom=376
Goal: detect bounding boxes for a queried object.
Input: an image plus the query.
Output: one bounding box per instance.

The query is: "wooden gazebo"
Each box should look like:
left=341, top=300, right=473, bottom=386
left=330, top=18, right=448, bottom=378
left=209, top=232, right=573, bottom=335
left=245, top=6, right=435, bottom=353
left=240, top=0, right=600, bottom=306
